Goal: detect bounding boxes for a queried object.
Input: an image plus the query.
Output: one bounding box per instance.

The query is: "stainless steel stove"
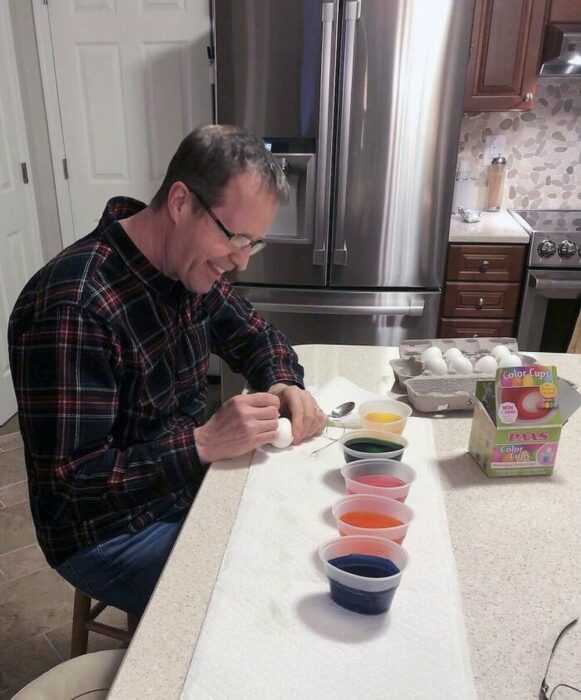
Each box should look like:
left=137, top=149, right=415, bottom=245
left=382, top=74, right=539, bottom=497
left=510, top=209, right=581, bottom=268
left=510, top=209, right=581, bottom=352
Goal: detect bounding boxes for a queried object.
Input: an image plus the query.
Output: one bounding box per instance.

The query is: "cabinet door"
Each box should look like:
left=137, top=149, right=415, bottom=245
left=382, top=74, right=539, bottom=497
left=442, top=282, right=521, bottom=317
left=550, top=0, right=581, bottom=22
left=464, top=0, right=549, bottom=111
left=439, top=318, right=515, bottom=338
left=446, top=244, right=526, bottom=282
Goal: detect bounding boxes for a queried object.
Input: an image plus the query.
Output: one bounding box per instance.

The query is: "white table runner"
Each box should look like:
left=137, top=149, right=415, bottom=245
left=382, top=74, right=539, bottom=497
left=181, top=410, right=476, bottom=699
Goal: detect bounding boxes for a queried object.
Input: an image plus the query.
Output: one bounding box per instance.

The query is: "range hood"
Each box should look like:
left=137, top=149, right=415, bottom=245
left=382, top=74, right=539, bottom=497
left=540, top=23, right=581, bottom=76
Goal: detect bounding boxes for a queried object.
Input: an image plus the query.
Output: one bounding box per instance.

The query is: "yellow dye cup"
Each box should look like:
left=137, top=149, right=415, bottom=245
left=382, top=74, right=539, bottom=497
left=358, top=399, right=412, bottom=435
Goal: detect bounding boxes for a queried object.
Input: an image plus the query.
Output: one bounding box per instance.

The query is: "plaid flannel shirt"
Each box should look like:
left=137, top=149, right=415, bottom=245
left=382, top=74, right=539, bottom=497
left=8, top=197, right=304, bottom=567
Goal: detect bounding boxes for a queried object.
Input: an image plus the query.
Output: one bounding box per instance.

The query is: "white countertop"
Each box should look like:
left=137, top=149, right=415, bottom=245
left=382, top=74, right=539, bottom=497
left=449, top=210, right=530, bottom=244
left=109, top=345, right=581, bottom=700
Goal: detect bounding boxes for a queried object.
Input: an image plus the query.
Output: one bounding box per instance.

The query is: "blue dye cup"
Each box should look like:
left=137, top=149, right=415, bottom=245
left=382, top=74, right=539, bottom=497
left=319, top=535, right=409, bottom=615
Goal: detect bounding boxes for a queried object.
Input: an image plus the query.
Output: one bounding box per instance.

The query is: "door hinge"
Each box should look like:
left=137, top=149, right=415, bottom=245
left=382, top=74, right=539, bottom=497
left=21, top=162, right=29, bottom=184
left=43, top=0, right=48, bottom=4
left=62, top=158, right=69, bottom=180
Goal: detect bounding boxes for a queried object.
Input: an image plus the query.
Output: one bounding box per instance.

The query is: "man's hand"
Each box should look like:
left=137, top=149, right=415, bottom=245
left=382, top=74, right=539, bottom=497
left=268, top=383, right=327, bottom=444
left=194, top=393, right=280, bottom=463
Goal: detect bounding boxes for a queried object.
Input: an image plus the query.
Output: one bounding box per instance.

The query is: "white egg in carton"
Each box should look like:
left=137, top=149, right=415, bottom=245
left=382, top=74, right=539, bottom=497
left=420, top=342, right=523, bottom=376
left=390, top=337, right=536, bottom=412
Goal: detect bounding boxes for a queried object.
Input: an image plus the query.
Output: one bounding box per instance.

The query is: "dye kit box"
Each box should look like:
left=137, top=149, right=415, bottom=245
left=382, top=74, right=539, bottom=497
left=468, top=365, right=581, bottom=478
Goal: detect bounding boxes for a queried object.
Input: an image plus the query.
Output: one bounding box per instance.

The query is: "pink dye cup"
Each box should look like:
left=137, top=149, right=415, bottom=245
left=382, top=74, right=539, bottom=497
left=340, top=458, right=417, bottom=502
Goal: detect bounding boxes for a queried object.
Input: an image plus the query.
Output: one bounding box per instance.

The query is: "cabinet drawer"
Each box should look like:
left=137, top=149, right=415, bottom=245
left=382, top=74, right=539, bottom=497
left=442, top=282, right=520, bottom=318
left=439, top=318, right=515, bottom=338
left=446, top=244, right=526, bottom=282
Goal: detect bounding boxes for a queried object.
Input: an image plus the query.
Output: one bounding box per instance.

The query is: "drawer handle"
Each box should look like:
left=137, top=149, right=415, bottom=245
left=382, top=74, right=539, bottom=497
left=480, top=260, right=490, bottom=272
left=476, top=297, right=484, bottom=309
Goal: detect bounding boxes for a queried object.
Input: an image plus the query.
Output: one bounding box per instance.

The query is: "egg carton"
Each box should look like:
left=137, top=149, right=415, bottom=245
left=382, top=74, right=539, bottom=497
left=390, top=337, right=535, bottom=413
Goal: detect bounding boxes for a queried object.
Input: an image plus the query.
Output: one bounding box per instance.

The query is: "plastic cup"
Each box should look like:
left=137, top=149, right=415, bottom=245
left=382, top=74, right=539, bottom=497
left=332, top=493, right=414, bottom=543
left=340, top=429, right=408, bottom=463
left=340, top=458, right=417, bottom=502
left=319, top=535, right=409, bottom=614
left=358, top=399, right=412, bottom=435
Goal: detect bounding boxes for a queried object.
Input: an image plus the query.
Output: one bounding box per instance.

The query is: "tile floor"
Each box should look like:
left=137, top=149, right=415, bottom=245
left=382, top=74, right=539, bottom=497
left=0, top=384, right=222, bottom=698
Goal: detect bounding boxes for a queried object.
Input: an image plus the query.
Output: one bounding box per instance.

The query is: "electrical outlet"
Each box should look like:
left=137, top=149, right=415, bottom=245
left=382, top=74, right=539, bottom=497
left=484, top=135, right=506, bottom=165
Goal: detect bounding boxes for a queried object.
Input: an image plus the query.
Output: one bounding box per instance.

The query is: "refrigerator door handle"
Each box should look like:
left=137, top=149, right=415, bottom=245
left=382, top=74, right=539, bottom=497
left=313, top=2, right=337, bottom=266
left=333, top=0, right=361, bottom=266
left=252, top=299, right=425, bottom=317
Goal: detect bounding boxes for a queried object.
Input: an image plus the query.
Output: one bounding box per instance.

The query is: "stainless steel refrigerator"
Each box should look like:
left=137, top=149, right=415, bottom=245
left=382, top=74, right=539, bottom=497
left=212, top=0, right=475, bottom=347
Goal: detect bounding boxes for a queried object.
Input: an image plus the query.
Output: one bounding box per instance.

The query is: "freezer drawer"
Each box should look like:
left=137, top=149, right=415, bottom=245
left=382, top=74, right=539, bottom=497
left=235, top=286, right=441, bottom=346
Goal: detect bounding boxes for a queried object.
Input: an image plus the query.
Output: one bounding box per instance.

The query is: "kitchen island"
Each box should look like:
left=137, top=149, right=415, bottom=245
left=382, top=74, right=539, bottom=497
left=109, top=345, right=580, bottom=699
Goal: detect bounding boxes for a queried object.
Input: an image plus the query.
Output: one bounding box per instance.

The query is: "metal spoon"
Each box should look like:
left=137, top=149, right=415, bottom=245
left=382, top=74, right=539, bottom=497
left=328, top=401, right=355, bottom=419
left=310, top=401, right=355, bottom=457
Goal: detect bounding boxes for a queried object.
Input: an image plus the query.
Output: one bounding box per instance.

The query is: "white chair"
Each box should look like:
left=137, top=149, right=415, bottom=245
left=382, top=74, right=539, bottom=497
left=12, top=649, right=125, bottom=700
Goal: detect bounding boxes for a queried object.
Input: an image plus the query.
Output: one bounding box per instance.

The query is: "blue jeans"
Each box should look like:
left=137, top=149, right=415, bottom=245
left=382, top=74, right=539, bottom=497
left=56, top=508, right=187, bottom=617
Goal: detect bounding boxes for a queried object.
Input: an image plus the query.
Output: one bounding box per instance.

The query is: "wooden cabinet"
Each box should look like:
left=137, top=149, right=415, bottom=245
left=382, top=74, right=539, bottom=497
left=446, top=244, right=526, bottom=282
left=442, top=282, right=520, bottom=318
left=439, top=243, right=527, bottom=338
left=464, top=0, right=550, bottom=111
left=440, top=318, right=515, bottom=337
left=550, top=0, right=581, bottom=22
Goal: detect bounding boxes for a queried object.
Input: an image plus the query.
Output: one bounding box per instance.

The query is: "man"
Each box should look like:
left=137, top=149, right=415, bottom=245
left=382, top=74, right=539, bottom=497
left=8, top=125, right=326, bottom=617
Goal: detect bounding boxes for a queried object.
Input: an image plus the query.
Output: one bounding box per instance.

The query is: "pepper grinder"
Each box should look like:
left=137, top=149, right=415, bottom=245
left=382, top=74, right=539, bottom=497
left=485, top=155, right=507, bottom=211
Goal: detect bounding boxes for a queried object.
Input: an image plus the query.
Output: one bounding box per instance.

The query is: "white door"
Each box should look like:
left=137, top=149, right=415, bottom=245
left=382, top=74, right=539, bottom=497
left=42, top=0, right=212, bottom=243
left=0, top=2, right=44, bottom=424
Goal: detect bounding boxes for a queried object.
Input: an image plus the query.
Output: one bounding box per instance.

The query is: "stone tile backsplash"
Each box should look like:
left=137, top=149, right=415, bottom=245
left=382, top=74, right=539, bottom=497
left=457, top=80, right=581, bottom=210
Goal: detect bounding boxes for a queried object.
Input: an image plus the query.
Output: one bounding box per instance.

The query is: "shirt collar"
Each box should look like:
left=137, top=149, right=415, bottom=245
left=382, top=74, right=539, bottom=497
left=98, top=196, right=187, bottom=303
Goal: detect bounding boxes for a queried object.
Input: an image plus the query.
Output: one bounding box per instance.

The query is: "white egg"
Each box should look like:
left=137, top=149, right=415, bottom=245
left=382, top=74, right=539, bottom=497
left=444, top=347, right=463, bottom=361
left=449, top=356, right=473, bottom=374
left=498, top=353, right=523, bottom=368
left=491, top=344, right=511, bottom=360
left=421, top=346, right=443, bottom=363
left=474, top=355, right=498, bottom=374
left=423, top=356, right=448, bottom=375
left=270, top=417, right=293, bottom=449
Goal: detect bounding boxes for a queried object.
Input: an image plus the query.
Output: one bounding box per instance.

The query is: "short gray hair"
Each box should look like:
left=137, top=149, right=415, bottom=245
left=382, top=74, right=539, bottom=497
left=150, top=125, right=289, bottom=210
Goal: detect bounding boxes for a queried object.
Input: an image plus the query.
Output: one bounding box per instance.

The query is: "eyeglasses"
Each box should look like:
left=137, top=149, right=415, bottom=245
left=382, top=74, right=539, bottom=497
left=184, top=184, right=267, bottom=256
left=540, top=618, right=580, bottom=699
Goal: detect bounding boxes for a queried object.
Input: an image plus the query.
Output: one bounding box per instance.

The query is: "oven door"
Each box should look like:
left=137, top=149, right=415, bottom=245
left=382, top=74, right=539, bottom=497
left=517, top=269, right=581, bottom=352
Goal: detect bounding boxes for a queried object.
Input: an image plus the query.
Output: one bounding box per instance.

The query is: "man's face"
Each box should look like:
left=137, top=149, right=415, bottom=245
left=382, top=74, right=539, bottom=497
left=167, top=171, right=279, bottom=294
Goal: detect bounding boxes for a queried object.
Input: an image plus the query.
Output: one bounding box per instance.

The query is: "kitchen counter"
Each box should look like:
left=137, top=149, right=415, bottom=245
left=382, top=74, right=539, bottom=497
left=448, top=210, right=530, bottom=244
left=109, top=345, right=581, bottom=700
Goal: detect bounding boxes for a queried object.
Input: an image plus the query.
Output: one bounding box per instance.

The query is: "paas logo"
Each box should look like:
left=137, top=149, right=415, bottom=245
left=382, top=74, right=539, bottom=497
left=508, top=431, right=549, bottom=442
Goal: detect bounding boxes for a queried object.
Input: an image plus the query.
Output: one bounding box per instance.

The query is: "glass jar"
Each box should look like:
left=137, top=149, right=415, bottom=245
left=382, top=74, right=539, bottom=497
left=485, top=156, right=507, bottom=211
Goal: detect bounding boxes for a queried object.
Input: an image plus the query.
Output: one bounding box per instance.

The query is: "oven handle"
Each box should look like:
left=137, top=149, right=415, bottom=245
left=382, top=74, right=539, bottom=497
left=531, top=274, right=581, bottom=292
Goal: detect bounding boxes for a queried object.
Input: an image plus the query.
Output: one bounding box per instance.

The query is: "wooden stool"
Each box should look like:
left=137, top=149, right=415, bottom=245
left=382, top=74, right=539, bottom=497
left=70, top=589, right=140, bottom=658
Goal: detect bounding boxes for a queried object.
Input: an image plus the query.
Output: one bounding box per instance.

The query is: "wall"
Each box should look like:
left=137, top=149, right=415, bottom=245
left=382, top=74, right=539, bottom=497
left=457, top=79, right=581, bottom=210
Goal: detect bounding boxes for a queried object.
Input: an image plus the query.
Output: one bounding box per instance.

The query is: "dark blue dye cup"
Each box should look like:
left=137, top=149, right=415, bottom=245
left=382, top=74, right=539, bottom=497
left=319, top=535, right=409, bottom=615
left=340, top=430, right=408, bottom=464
